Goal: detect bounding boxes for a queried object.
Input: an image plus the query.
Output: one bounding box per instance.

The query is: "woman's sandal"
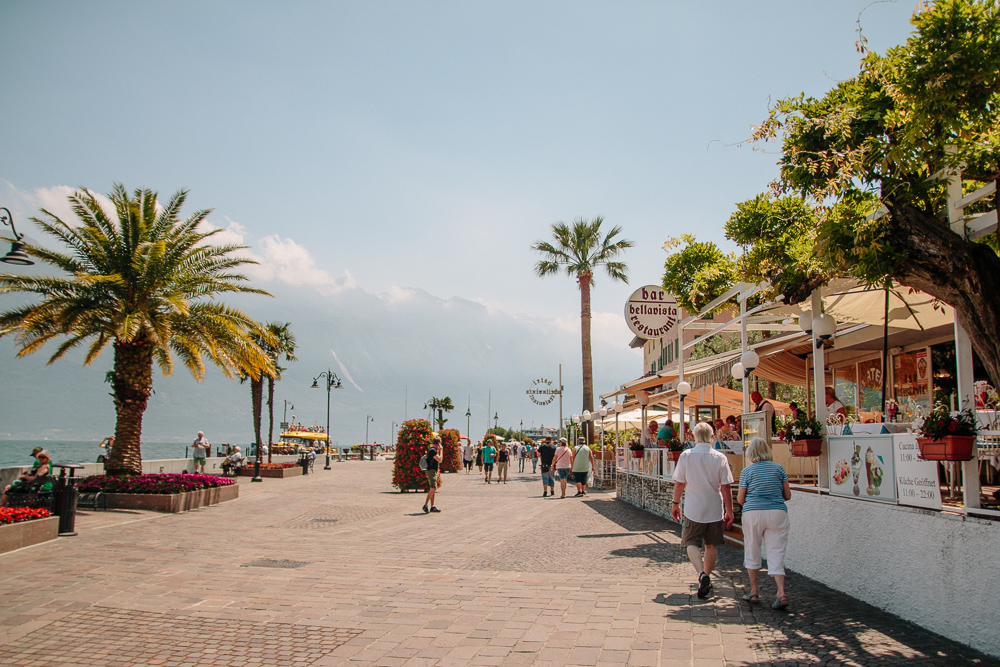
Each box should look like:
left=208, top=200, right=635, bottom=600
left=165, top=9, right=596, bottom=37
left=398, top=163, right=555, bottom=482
left=741, top=593, right=760, bottom=604
left=772, top=595, right=790, bottom=610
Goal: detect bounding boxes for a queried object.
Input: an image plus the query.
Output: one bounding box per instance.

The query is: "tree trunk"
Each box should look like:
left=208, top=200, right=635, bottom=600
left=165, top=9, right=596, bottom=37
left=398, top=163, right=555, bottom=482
left=578, top=271, right=595, bottom=443
left=890, top=202, right=1000, bottom=393
left=106, top=338, right=154, bottom=476
left=267, top=376, right=275, bottom=463
left=251, top=376, right=263, bottom=461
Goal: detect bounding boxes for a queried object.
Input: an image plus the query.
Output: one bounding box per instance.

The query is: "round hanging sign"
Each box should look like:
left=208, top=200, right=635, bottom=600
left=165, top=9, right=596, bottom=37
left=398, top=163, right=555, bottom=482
left=526, top=378, right=559, bottom=405
left=625, top=285, right=680, bottom=340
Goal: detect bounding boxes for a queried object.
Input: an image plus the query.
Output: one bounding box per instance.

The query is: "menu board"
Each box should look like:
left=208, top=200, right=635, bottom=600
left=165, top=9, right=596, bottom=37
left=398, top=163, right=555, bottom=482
left=894, top=348, right=933, bottom=407
left=741, top=411, right=770, bottom=448
left=893, top=433, right=942, bottom=510
left=827, top=435, right=897, bottom=503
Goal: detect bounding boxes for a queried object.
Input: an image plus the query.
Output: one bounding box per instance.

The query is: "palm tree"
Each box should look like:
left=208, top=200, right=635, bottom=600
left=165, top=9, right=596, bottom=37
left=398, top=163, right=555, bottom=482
left=0, top=184, right=273, bottom=475
left=532, top=217, right=633, bottom=442
left=265, top=322, right=297, bottom=462
left=430, top=396, right=454, bottom=430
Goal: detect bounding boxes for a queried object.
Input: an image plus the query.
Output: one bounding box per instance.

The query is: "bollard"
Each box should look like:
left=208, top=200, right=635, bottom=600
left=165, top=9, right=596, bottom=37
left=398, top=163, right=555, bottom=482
left=300, top=456, right=310, bottom=475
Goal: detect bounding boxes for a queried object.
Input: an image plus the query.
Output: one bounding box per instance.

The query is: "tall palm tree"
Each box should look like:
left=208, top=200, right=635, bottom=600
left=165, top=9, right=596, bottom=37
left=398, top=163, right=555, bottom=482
left=0, top=184, right=273, bottom=475
left=265, top=322, right=297, bottom=462
left=427, top=396, right=454, bottom=430
left=532, top=217, right=633, bottom=442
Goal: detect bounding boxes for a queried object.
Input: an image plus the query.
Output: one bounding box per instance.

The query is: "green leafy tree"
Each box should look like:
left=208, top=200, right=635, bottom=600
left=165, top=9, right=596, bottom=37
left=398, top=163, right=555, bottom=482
left=661, top=235, right=737, bottom=313
left=0, top=185, right=272, bottom=475
left=533, top=217, right=634, bottom=442
left=748, top=0, right=1000, bottom=386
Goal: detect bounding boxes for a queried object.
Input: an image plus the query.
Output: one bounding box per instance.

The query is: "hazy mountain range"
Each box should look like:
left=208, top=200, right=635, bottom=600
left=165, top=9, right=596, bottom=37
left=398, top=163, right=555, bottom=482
left=0, top=280, right=641, bottom=446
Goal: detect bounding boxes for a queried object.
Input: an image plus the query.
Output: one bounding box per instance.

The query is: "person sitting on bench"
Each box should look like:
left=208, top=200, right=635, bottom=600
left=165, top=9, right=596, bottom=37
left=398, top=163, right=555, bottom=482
left=2, top=449, right=53, bottom=506
left=223, top=446, right=245, bottom=475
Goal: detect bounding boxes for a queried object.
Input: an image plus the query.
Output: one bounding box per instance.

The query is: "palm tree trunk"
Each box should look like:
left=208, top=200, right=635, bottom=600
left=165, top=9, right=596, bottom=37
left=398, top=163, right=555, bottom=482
left=267, top=377, right=275, bottom=463
left=251, top=376, right=263, bottom=461
left=579, top=272, right=595, bottom=443
left=107, top=338, right=154, bottom=476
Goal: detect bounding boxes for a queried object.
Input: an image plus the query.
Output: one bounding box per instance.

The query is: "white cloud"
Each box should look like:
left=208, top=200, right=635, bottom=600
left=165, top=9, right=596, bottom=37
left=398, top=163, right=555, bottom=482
left=0, top=181, right=114, bottom=240
left=381, top=285, right=417, bottom=304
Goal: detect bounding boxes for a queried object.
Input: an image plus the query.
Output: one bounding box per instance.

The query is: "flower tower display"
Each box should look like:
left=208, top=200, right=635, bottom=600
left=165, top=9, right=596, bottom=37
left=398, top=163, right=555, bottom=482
left=392, top=419, right=436, bottom=491
left=439, top=429, right=462, bottom=473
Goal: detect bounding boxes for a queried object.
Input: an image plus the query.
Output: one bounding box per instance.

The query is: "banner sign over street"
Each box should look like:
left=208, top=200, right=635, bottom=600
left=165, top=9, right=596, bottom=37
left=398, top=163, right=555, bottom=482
left=625, top=286, right=679, bottom=340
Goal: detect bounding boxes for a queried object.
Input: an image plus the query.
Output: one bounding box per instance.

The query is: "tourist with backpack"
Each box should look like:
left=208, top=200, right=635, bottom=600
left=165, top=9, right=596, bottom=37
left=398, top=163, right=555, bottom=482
left=421, top=436, right=443, bottom=513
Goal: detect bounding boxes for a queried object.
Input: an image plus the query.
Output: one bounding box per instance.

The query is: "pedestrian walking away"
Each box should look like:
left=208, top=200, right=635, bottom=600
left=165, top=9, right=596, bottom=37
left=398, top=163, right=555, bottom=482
left=529, top=441, right=538, bottom=473
left=517, top=441, right=527, bottom=473
left=423, top=436, right=443, bottom=513
left=537, top=436, right=556, bottom=497
left=571, top=437, right=595, bottom=496
left=496, top=443, right=510, bottom=483
left=462, top=439, right=475, bottom=473
left=482, top=439, right=497, bottom=484
left=671, top=421, right=734, bottom=599
left=553, top=437, right=573, bottom=498
left=739, top=437, right=792, bottom=610
left=191, top=431, right=210, bottom=474
left=475, top=442, right=483, bottom=472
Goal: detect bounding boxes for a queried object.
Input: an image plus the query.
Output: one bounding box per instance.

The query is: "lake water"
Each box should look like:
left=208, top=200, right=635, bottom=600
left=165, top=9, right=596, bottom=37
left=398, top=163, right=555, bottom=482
left=0, top=440, right=198, bottom=468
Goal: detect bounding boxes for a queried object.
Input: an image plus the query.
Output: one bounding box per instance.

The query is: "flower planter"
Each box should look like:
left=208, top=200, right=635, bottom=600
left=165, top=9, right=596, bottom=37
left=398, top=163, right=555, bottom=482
left=102, top=484, right=239, bottom=513
left=238, top=466, right=302, bottom=478
left=668, top=450, right=682, bottom=462
left=0, top=516, right=59, bottom=554
left=916, top=435, right=976, bottom=461
left=791, top=439, right=823, bottom=457
left=631, top=449, right=644, bottom=459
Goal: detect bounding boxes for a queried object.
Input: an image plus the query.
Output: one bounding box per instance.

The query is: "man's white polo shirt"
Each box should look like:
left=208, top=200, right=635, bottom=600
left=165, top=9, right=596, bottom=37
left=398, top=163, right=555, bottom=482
left=672, top=443, right=734, bottom=524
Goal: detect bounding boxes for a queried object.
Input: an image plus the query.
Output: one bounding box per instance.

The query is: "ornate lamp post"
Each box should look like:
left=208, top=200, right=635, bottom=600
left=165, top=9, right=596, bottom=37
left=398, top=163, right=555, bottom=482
left=0, top=208, right=34, bottom=266
left=311, top=369, right=342, bottom=470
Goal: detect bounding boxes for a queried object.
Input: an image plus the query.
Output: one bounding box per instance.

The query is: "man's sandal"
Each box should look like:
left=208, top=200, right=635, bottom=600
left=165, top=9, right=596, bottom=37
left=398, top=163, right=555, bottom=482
left=741, top=593, right=760, bottom=604
left=772, top=595, right=790, bottom=610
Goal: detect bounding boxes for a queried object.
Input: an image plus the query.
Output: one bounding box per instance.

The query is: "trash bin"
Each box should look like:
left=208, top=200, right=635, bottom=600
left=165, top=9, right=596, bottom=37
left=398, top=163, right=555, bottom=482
left=299, top=456, right=310, bottom=475
left=51, top=462, right=85, bottom=537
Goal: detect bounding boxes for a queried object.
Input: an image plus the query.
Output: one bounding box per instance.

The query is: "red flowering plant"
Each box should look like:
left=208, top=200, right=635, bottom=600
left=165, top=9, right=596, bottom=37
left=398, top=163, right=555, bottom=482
left=0, top=507, right=51, bottom=525
left=391, top=419, right=437, bottom=490
left=918, top=404, right=977, bottom=441
left=254, top=462, right=297, bottom=469
left=78, top=474, right=235, bottom=495
left=439, top=429, right=462, bottom=473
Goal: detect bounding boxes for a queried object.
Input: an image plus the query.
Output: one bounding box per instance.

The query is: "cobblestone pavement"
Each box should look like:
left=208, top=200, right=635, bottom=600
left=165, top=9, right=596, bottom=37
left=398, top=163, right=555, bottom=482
left=0, top=462, right=996, bottom=666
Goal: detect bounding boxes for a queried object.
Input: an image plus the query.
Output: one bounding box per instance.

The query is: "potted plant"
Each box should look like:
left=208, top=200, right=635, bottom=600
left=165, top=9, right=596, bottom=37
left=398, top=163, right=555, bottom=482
left=783, top=413, right=824, bottom=457
left=628, top=440, right=644, bottom=459
left=916, top=404, right=977, bottom=461
left=666, top=437, right=684, bottom=462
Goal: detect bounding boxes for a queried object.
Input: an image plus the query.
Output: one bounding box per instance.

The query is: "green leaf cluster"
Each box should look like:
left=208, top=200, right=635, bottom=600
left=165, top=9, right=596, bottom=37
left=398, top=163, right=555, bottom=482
left=661, top=235, right=736, bottom=313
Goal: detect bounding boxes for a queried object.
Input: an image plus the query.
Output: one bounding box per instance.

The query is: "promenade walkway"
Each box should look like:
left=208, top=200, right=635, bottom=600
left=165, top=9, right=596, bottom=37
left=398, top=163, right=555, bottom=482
left=0, top=462, right=995, bottom=667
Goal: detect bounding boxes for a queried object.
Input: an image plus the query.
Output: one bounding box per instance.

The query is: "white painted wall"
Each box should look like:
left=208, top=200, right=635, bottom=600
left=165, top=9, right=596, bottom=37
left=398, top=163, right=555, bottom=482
left=785, top=491, right=1000, bottom=658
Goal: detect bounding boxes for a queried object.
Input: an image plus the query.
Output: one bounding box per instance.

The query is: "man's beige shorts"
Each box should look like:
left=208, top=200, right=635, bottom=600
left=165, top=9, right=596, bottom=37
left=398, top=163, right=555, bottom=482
left=681, top=517, right=725, bottom=547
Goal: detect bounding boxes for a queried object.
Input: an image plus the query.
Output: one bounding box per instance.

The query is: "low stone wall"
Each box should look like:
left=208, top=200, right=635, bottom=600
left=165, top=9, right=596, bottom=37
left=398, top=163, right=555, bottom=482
left=103, top=483, right=239, bottom=513
left=0, top=516, right=60, bottom=554
left=237, top=466, right=302, bottom=478
left=617, top=471, right=678, bottom=522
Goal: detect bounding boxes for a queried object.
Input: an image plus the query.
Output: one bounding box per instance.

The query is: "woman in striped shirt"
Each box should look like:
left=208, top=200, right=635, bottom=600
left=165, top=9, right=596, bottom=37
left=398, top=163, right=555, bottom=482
left=738, top=437, right=792, bottom=610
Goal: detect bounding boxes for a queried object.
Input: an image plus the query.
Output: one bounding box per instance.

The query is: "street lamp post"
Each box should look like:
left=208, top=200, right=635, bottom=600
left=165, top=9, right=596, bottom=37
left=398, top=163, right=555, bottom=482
left=465, top=404, right=471, bottom=441
left=0, top=208, right=34, bottom=266
left=312, top=369, right=343, bottom=471
left=283, top=399, right=295, bottom=427
left=365, top=415, right=374, bottom=460
left=493, top=412, right=499, bottom=433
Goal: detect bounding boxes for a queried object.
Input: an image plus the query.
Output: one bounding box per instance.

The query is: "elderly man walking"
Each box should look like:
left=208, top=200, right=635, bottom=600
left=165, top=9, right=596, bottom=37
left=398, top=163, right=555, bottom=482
left=670, top=421, right=734, bottom=599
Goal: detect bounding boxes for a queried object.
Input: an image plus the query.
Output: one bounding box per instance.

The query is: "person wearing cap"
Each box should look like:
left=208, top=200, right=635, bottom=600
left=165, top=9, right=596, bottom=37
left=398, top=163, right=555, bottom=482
left=670, top=421, right=734, bottom=600
left=571, top=437, right=595, bottom=497
left=537, top=435, right=557, bottom=497
left=2, top=449, right=52, bottom=506
left=552, top=438, right=573, bottom=498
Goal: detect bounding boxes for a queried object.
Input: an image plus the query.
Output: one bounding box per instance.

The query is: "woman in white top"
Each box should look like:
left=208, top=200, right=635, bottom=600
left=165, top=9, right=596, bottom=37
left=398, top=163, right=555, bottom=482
left=825, top=387, right=847, bottom=417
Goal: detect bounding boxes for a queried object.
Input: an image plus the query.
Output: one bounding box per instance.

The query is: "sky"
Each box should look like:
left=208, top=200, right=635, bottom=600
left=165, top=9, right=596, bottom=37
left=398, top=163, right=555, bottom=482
left=0, top=1, right=921, bottom=447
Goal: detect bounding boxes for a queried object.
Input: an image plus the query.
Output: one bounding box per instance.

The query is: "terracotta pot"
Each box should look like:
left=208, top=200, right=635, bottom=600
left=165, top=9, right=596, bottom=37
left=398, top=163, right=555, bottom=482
left=631, top=449, right=644, bottom=459
left=791, top=439, right=823, bottom=457
left=916, top=435, right=976, bottom=461
left=668, top=450, right=682, bottom=462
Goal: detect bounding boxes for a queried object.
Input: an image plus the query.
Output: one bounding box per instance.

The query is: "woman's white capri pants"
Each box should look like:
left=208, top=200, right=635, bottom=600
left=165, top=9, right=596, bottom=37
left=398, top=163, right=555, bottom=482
left=742, top=509, right=789, bottom=576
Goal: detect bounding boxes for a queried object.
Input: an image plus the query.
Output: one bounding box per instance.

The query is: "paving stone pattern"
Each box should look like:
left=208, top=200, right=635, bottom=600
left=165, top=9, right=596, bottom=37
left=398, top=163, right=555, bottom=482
left=0, top=461, right=996, bottom=666
left=2, top=606, right=361, bottom=666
